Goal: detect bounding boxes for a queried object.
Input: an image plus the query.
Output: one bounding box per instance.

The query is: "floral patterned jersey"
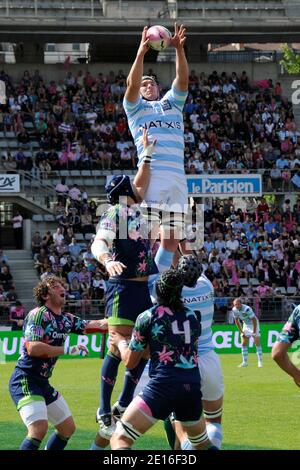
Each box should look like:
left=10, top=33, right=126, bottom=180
left=16, top=306, right=87, bottom=378
left=278, top=305, right=300, bottom=344
left=96, top=204, right=158, bottom=279
left=129, top=304, right=201, bottom=382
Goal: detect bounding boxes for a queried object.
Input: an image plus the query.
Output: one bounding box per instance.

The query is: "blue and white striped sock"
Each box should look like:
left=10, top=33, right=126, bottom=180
left=206, top=422, right=223, bottom=449
left=154, top=246, right=174, bottom=273
left=256, top=346, right=263, bottom=363
left=242, top=346, right=248, bottom=364
left=181, top=439, right=193, bottom=450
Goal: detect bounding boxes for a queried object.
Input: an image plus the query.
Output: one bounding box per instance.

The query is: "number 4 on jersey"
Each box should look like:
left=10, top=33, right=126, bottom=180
left=171, top=320, right=191, bottom=344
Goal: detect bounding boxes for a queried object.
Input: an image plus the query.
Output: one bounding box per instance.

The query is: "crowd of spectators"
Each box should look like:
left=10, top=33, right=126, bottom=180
left=0, top=67, right=300, bottom=322
left=31, top=192, right=106, bottom=317
left=0, top=248, right=24, bottom=326
left=0, top=67, right=299, bottom=191
left=199, top=195, right=300, bottom=318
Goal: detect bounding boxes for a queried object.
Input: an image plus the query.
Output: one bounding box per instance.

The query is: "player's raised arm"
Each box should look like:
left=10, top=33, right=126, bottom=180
left=171, top=23, right=189, bottom=92
left=125, top=26, right=150, bottom=103
left=84, top=319, right=108, bottom=334
left=132, top=129, right=157, bottom=202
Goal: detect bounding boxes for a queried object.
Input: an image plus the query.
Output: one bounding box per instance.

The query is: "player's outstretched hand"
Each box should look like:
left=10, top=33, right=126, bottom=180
left=106, top=260, right=127, bottom=277
left=137, top=26, right=150, bottom=56
left=171, top=23, right=186, bottom=50
left=141, top=128, right=157, bottom=163
left=109, top=331, right=125, bottom=347
left=64, top=344, right=89, bottom=357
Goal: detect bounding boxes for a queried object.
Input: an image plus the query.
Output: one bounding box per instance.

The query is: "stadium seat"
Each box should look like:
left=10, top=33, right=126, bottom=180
left=75, top=233, right=84, bottom=241
left=5, top=131, right=15, bottom=138
left=24, top=122, right=34, bottom=128
left=287, top=286, right=297, bottom=295
left=81, top=170, right=92, bottom=176
left=249, top=278, right=259, bottom=286
left=8, top=141, right=18, bottom=149
left=238, top=278, right=249, bottom=286
left=276, top=287, right=287, bottom=295
left=43, top=214, right=55, bottom=222
left=60, top=170, right=70, bottom=176
left=0, top=132, right=4, bottom=139
left=70, top=170, right=81, bottom=176
left=32, top=214, right=44, bottom=222
left=85, top=233, right=95, bottom=241
left=85, top=178, right=95, bottom=186
left=23, top=151, right=33, bottom=158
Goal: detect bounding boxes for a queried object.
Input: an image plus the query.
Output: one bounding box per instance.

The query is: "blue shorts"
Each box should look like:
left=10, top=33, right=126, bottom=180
left=105, top=278, right=152, bottom=326
left=9, top=367, right=59, bottom=411
left=140, top=376, right=202, bottom=422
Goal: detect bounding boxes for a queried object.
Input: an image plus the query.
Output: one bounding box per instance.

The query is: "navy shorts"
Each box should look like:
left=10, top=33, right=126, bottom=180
left=140, top=376, right=202, bottom=422
left=105, top=278, right=152, bottom=326
left=9, top=367, right=59, bottom=411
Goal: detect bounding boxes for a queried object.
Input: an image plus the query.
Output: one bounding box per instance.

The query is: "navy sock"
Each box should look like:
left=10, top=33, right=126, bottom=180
left=45, top=432, right=69, bottom=450
left=164, top=416, right=176, bottom=449
left=100, top=352, right=121, bottom=414
left=20, top=437, right=41, bottom=450
left=118, top=358, right=148, bottom=408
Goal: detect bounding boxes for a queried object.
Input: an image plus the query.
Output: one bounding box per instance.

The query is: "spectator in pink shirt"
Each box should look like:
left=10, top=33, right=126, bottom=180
left=256, top=281, right=273, bottom=297
left=10, top=300, right=25, bottom=331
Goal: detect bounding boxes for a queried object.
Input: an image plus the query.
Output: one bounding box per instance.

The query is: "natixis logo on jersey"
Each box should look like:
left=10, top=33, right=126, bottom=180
left=186, top=174, right=262, bottom=197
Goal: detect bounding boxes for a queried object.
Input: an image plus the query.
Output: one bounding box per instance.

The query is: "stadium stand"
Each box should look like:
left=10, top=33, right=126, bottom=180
left=0, top=63, right=299, bottom=325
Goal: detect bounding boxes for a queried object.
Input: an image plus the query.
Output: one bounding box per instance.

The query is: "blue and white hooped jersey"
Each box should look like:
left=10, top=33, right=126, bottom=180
left=232, top=304, right=256, bottom=329
left=123, top=85, right=188, bottom=178
left=182, top=274, right=214, bottom=355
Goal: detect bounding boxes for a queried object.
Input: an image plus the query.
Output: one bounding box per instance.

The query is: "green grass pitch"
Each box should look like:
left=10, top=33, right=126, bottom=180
left=1, top=354, right=300, bottom=450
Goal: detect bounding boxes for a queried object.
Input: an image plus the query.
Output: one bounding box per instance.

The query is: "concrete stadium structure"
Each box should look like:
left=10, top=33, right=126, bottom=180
left=1, top=1, right=300, bottom=62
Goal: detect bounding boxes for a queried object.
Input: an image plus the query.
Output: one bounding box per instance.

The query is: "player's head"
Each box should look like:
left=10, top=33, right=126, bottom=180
left=233, top=298, right=242, bottom=310
left=177, top=254, right=202, bottom=288
left=156, top=269, right=184, bottom=312
left=33, top=276, right=66, bottom=307
left=105, top=175, right=137, bottom=205
left=140, top=75, right=159, bottom=101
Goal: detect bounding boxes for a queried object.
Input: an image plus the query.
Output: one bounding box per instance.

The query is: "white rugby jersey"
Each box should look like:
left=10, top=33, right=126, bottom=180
left=123, top=85, right=187, bottom=177
left=182, top=274, right=215, bottom=355
left=232, top=304, right=257, bottom=329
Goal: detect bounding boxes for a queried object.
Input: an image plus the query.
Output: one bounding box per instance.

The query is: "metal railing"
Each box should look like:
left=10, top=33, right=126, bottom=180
left=0, top=295, right=298, bottom=326
left=1, top=169, right=58, bottom=212
left=2, top=0, right=103, bottom=18
left=0, top=298, right=105, bottom=325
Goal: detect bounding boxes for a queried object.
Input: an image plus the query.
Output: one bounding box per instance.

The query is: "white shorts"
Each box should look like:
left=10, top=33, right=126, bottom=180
left=199, top=350, right=224, bottom=402
left=243, top=322, right=260, bottom=337
left=141, top=173, right=188, bottom=214
left=19, top=395, right=72, bottom=428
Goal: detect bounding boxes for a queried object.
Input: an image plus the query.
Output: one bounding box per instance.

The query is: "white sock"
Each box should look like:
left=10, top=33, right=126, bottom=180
left=90, top=442, right=105, bottom=450
left=206, top=422, right=223, bottom=449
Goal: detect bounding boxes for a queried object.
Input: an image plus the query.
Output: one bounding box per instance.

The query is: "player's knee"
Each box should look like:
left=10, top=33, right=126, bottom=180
left=203, top=407, right=223, bottom=422
left=109, top=344, right=121, bottom=358
left=28, top=420, right=48, bottom=440
left=115, top=420, right=142, bottom=443
left=65, top=420, right=76, bottom=437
